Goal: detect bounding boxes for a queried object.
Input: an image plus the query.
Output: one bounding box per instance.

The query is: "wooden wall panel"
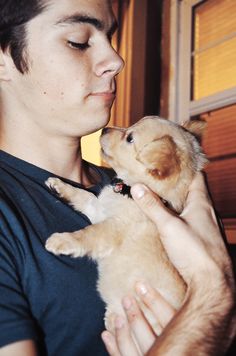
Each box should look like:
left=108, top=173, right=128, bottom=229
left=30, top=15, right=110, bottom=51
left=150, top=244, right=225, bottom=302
left=111, top=0, right=147, bottom=128
left=199, top=104, right=236, bottom=243
left=206, top=158, right=236, bottom=218
left=202, top=105, right=236, bottom=157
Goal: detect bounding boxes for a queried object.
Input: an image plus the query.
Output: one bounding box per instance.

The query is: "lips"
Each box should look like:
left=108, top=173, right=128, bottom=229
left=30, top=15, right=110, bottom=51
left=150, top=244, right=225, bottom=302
left=90, top=91, right=116, bottom=100
left=90, top=82, right=116, bottom=98
left=92, top=90, right=115, bottom=94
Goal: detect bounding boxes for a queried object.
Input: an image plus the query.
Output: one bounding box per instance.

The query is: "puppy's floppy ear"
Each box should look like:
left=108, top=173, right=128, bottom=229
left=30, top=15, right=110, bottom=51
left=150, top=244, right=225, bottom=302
left=182, top=119, right=207, bottom=142
left=136, top=135, right=180, bottom=179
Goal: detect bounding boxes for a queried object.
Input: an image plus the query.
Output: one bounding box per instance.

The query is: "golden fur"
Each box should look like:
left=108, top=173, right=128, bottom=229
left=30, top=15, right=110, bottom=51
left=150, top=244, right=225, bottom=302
left=45, top=116, right=208, bottom=332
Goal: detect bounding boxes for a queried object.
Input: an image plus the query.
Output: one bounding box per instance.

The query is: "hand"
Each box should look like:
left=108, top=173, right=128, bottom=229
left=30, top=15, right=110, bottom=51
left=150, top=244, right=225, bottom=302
left=102, top=173, right=235, bottom=355
left=131, top=172, right=233, bottom=284
left=102, top=283, right=176, bottom=356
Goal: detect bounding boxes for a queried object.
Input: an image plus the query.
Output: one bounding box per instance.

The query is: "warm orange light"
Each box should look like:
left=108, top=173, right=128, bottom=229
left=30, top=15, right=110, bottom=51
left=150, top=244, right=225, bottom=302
left=192, top=0, right=236, bottom=100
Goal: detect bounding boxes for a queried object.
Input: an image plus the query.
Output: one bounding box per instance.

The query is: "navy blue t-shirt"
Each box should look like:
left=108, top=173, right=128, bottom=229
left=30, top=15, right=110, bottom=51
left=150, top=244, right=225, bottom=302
left=0, top=150, right=113, bottom=355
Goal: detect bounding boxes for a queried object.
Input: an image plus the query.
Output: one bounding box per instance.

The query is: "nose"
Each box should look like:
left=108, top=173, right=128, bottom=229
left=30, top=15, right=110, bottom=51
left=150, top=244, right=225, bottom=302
left=95, top=46, right=124, bottom=77
left=101, top=127, right=112, bottom=135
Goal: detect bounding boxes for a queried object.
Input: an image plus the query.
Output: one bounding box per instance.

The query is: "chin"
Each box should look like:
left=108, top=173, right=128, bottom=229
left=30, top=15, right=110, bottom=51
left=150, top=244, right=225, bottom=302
left=81, top=113, right=111, bottom=136
left=95, top=108, right=112, bottom=128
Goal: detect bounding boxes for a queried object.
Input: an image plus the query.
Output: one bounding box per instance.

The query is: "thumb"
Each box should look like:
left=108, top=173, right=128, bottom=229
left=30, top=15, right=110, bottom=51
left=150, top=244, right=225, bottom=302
left=131, top=184, right=195, bottom=280
left=131, top=184, right=180, bottom=238
left=131, top=184, right=207, bottom=280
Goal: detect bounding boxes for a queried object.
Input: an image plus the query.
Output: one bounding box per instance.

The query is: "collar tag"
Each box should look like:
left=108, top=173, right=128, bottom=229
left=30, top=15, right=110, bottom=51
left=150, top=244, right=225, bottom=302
left=111, top=178, right=131, bottom=198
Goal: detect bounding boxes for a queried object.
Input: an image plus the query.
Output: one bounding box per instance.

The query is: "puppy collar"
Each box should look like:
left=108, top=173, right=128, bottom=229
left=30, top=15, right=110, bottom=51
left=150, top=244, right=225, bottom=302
left=111, top=178, right=132, bottom=198
left=111, top=178, right=170, bottom=207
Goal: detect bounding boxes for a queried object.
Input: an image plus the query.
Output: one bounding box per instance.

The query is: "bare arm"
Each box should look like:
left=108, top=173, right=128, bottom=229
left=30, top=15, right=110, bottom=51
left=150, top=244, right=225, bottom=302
left=102, top=173, right=236, bottom=355
left=142, top=173, right=235, bottom=355
left=148, top=269, right=234, bottom=355
left=0, top=340, right=38, bottom=356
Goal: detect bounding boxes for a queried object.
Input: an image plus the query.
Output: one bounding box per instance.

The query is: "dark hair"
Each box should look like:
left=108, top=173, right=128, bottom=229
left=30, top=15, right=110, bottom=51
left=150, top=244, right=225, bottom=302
left=0, top=0, right=48, bottom=73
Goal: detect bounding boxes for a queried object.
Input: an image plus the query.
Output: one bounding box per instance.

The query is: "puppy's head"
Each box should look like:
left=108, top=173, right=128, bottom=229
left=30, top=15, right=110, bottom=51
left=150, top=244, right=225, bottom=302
left=100, top=116, right=208, bottom=212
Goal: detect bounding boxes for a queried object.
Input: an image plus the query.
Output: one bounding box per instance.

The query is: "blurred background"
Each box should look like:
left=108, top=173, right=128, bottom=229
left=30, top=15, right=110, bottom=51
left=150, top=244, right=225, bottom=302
left=82, top=0, right=236, bottom=251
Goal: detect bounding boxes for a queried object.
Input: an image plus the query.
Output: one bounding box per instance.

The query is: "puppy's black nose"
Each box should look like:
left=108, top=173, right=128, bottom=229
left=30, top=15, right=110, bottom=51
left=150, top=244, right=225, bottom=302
left=101, top=127, right=111, bottom=135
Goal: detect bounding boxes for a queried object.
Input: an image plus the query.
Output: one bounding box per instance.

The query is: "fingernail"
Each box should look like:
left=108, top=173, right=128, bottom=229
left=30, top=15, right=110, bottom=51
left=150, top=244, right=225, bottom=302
left=122, top=296, right=132, bottom=310
left=131, top=184, right=147, bottom=199
left=115, top=316, right=125, bottom=329
left=101, top=331, right=111, bottom=343
left=136, top=282, right=148, bottom=295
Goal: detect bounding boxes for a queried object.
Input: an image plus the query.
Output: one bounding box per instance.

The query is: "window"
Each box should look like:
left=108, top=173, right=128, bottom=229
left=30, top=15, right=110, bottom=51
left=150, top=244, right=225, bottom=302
left=167, top=0, right=236, bottom=243
left=192, top=0, right=236, bottom=100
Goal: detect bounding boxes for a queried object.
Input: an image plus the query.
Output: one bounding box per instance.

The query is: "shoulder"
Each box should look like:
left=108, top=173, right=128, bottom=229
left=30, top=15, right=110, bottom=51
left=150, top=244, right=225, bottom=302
left=0, top=168, right=31, bottom=246
left=0, top=158, right=23, bottom=198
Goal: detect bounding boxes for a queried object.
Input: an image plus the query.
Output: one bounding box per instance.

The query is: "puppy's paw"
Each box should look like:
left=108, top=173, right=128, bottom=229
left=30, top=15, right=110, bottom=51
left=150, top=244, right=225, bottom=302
left=45, top=177, right=65, bottom=197
left=45, top=232, right=86, bottom=257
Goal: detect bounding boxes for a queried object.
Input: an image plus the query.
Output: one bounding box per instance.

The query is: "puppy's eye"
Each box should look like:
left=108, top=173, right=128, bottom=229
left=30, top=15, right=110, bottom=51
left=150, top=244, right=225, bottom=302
left=126, top=133, right=134, bottom=143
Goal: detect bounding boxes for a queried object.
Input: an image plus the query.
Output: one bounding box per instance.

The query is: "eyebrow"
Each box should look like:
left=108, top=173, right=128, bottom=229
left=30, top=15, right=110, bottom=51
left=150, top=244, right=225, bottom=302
left=55, top=13, right=118, bottom=35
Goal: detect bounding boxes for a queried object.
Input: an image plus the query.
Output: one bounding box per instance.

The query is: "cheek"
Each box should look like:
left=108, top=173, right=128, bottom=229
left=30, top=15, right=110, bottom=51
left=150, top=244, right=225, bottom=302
left=114, top=146, right=136, bottom=168
left=31, top=52, right=90, bottom=99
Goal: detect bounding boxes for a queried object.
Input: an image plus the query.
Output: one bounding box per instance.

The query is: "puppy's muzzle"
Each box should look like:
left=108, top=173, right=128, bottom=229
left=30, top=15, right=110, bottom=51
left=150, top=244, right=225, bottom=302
left=101, top=127, right=112, bottom=136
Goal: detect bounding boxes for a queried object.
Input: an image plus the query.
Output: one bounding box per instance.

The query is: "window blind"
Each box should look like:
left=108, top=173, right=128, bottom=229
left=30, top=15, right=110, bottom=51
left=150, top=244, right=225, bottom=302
left=197, top=104, right=236, bottom=242
left=192, top=0, right=236, bottom=100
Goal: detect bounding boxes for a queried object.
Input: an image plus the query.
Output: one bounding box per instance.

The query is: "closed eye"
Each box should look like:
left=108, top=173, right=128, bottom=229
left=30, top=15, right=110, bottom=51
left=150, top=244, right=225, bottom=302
left=67, top=40, right=90, bottom=51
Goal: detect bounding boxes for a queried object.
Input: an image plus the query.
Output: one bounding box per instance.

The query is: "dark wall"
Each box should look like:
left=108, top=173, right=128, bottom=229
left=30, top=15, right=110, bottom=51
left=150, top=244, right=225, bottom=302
left=144, top=0, right=163, bottom=116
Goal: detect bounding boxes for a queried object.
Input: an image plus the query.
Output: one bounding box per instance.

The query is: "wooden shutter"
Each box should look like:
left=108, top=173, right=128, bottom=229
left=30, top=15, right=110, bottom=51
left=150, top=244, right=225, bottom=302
left=197, top=104, right=236, bottom=243
left=111, top=0, right=147, bottom=127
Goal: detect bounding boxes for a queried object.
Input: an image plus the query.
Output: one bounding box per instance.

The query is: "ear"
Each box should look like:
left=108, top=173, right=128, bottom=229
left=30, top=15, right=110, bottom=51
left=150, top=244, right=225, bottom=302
left=0, top=50, right=11, bottom=81
left=136, top=135, right=180, bottom=179
left=182, top=119, right=207, bottom=142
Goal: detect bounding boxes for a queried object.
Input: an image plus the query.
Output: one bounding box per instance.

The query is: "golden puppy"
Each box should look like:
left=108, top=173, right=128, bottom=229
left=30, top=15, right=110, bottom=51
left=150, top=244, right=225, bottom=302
left=45, top=116, right=208, bottom=332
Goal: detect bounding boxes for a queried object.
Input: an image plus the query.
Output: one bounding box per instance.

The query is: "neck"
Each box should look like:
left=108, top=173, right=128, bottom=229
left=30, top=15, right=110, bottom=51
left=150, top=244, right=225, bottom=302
left=0, top=110, right=93, bottom=186
left=122, top=175, right=186, bottom=213
left=148, top=178, right=188, bottom=213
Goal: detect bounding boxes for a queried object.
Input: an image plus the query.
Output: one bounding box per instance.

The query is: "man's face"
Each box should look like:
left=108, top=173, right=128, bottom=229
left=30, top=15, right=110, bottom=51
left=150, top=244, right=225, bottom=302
left=5, top=0, right=124, bottom=137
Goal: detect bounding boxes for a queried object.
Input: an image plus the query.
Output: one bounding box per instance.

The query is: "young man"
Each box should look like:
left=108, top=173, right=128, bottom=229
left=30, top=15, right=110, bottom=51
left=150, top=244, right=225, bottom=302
left=0, top=1, right=123, bottom=355
left=0, top=1, right=235, bottom=356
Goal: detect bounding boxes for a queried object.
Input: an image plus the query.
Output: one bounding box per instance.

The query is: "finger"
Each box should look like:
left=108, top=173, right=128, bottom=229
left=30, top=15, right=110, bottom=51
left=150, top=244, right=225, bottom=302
left=182, top=173, right=224, bottom=246
left=131, top=184, right=183, bottom=238
left=131, top=183, right=217, bottom=280
left=187, top=172, right=208, bottom=198
left=101, top=331, right=122, bottom=356
left=182, top=173, right=214, bottom=218
left=135, top=282, right=176, bottom=328
left=122, top=296, right=156, bottom=354
left=131, top=184, right=192, bottom=270
left=114, top=316, right=140, bottom=356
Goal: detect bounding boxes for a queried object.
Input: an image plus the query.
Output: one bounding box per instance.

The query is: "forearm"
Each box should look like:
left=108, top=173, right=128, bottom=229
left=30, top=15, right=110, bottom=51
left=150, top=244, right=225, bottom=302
left=148, top=269, right=236, bottom=356
left=0, top=340, right=38, bottom=356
